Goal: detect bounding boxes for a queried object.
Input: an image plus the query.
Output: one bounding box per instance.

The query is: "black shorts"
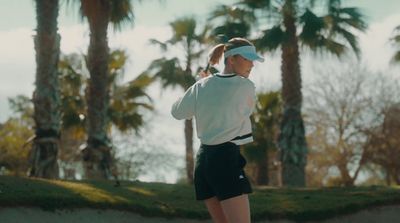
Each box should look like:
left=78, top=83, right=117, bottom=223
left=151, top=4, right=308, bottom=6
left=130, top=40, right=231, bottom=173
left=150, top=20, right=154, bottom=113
left=194, top=142, right=252, bottom=201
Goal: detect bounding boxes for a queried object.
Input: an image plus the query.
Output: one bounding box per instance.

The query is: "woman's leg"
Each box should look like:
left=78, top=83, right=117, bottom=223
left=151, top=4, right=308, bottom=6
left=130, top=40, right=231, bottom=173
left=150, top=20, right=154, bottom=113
left=204, top=197, right=229, bottom=223
left=220, top=194, right=251, bottom=223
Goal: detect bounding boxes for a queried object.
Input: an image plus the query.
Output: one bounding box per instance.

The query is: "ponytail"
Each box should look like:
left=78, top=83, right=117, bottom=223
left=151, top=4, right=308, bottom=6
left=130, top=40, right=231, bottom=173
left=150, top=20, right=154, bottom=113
left=207, top=43, right=225, bottom=67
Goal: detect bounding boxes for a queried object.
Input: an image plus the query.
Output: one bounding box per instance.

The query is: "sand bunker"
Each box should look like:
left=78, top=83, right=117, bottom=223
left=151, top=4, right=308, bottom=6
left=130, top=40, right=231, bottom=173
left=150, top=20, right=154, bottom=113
left=0, top=205, right=399, bottom=223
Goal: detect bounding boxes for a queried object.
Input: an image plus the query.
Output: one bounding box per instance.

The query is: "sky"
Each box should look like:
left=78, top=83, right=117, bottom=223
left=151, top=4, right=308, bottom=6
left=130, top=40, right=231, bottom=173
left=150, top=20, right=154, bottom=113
left=0, top=0, right=399, bottom=182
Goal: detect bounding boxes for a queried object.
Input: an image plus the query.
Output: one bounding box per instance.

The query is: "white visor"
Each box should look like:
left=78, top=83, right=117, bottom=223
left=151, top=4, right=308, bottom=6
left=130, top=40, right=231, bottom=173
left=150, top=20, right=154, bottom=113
left=224, top=45, right=264, bottom=62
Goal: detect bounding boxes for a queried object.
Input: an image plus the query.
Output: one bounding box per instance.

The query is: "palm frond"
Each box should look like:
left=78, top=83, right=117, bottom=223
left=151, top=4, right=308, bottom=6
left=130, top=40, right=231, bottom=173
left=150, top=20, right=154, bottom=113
left=212, top=22, right=251, bottom=39
left=391, top=51, right=400, bottom=64
left=237, top=0, right=273, bottom=10
left=255, top=25, right=285, bottom=53
left=334, top=26, right=360, bottom=56
left=209, top=3, right=256, bottom=36
left=148, top=39, right=168, bottom=52
left=304, top=4, right=367, bottom=58
left=109, top=0, right=135, bottom=31
left=210, top=4, right=255, bottom=22
left=336, top=7, right=368, bottom=31
left=390, top=26, right=400, bottom=64
left=320, top=38, right=346, bottom=57
left=299, top=9, right=325, bottom=48
left=147, top=57, right=189, bottom=89
left=169, top=17, right=197, bottom=44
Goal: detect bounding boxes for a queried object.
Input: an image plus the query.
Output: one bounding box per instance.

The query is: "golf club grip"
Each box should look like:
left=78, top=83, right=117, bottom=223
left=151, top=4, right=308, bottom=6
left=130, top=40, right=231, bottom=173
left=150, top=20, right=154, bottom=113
left=204, top=63, right=210, bottom=72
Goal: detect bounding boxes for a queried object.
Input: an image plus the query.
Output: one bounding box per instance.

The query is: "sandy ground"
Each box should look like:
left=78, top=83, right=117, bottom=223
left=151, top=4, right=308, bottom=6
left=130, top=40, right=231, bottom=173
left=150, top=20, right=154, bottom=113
left=0, top=205, right=399, bottom=223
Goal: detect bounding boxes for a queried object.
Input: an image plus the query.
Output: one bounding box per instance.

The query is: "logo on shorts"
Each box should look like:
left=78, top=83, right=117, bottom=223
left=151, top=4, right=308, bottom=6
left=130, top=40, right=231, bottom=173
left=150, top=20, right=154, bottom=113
left=239, top=174, right=244, bottom=179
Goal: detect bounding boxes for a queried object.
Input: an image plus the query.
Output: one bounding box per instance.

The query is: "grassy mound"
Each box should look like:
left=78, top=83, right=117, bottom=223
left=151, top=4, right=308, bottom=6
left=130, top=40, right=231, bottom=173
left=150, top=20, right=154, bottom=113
left=1, top=176, right=400, bottom=221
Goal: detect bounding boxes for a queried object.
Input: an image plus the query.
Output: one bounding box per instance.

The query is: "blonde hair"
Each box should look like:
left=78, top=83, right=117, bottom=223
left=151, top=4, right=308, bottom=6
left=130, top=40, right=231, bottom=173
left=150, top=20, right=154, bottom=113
left=207, top=38, right=254, bottom=66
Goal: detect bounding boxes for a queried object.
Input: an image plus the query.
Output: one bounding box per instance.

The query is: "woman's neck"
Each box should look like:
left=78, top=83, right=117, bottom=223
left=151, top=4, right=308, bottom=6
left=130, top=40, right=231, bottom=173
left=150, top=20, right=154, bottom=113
left=223, top=67, right=234, bottom=74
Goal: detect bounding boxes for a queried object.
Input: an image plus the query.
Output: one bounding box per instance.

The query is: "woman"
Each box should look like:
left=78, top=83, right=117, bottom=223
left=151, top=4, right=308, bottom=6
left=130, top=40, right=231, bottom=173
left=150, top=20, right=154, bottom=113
left=171, top=37, right=264, bottom=223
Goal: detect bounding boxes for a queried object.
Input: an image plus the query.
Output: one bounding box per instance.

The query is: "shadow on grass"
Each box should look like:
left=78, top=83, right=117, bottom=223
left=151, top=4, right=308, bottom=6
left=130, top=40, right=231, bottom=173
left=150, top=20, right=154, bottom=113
left=82, top=180, right=209, bottom=219
left=0, top=176, right=209, bottom=219
left=0, top=176, right=89, bottom=211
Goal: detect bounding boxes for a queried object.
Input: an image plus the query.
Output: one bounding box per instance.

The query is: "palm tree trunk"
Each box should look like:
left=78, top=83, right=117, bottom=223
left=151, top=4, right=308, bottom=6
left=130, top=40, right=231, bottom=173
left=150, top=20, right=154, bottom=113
left=278, top=1, right=307, bottom=187
left=184, top=58, right=195, bottom=184
left=30, top=0, right=61, bottom=179
left=256, top=152, right=269, bottom=185
left=185, top=119, right=194, bottom=184
left=82, top=1, right=113, bottom=180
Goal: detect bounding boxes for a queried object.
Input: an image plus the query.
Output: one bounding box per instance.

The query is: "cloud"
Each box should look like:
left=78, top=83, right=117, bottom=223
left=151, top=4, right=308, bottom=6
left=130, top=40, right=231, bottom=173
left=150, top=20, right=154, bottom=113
left=359, top=14, right=400, bottom=72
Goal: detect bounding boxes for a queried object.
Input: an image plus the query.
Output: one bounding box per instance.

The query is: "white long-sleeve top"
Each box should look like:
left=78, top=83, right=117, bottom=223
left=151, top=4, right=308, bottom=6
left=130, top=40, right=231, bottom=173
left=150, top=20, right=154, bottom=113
left=171, top=73, right=256, bottom=145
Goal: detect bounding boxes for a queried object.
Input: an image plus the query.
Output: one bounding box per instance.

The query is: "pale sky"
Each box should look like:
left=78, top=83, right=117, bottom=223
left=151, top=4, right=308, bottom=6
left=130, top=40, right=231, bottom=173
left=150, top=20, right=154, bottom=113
left=0, top=0, right=399, bottom=182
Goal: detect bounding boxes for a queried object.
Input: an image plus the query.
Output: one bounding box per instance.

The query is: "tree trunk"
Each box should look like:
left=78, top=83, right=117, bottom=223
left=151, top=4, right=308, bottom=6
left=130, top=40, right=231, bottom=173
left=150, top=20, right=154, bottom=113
left=30, top=0, right=61, bottom=179
left=184, top=57, right=194, bottom=184
left=256, top=152, right=269, bottom=185
left=338, top=162, right=354, bottom=186
left=185, top=119, right=194, bottom=184
left=82, top=1, right=114, bottom=180
left=278, top=1, right=307, bottom=187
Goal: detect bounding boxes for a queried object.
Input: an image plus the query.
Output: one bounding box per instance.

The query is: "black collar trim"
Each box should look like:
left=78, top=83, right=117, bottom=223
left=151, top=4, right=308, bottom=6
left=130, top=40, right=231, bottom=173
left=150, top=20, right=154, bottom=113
left=215, top=74, right=236, bottom=78
left=232, top=133, right=252, bottom=140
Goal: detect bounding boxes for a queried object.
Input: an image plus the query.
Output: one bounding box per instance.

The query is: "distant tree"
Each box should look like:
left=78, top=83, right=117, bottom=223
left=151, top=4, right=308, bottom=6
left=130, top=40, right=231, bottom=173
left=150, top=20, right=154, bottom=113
left=8, top=95, right=34, bottom=126
left=365, top=105, right=400, bottom=185
left=145, top=16, right=211, bottom=184
left=213, top=0, right=367, bottom=186
left=0, top=119, right=33, bottom=176
left=242, top=91, right=282, bottom=185
left=31, top=0, right=61, bottom=178
left=0, top=96, right=34, bottom=175
left=304, top=64, right=377, bottom=186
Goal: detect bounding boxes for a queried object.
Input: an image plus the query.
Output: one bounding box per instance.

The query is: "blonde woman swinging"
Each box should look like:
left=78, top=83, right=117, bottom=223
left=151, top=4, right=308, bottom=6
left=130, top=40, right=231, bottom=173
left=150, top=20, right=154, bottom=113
left=171, top=37, right=264, bottom=223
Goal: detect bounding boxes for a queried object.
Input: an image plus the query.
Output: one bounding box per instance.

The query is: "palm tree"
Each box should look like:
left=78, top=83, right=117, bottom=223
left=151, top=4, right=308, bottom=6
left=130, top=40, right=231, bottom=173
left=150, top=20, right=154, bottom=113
left=30, top=0, right=61, bottom=178
left=108, top=50, right=154, bottom=133
left=58, top=50, right=153, bottom=179
left=214, top=0, right=367, bottom=186
left=74, top=0, right=135, bottom=179
left=145, top=17, right=211, bottom=184
left=390, top=25, right=400, bottom=63
left=242, top=91, right=282, bottom=185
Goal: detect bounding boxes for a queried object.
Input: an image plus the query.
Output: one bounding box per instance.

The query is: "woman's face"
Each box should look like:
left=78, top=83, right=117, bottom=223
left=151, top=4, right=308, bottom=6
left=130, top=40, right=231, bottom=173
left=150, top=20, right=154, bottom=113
left=230, top=55, right=254, bottom=78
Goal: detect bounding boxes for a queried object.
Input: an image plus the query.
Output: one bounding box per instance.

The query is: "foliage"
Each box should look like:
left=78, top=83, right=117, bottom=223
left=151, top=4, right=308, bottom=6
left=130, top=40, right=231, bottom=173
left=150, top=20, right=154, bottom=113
left=69, top=0, right=135, bottom=31
left=304, top=64, right=372, bottom=186
left=147, top=16, right=211, bottom=89
left=363, top=102, right=400, bottom=185
left=242, top=91, right=282, bottom=185
left=108, top=50, right=154, bottom=133
left=303, top=62, right=400, bottom=186
left=209, top=5, right=255, bottom=39
left=7, top=95, right=34, bottom=126
left=0, top=119, right=33, bottom=175
left=390, top=25, right=400, bottom=64
left=59, top=50, right=154, bottom=135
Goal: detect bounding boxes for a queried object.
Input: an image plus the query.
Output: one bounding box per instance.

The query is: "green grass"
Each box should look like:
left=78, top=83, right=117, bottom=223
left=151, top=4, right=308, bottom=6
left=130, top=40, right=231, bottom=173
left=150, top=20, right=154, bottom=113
left=1, top=176, right=400, bottom=221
